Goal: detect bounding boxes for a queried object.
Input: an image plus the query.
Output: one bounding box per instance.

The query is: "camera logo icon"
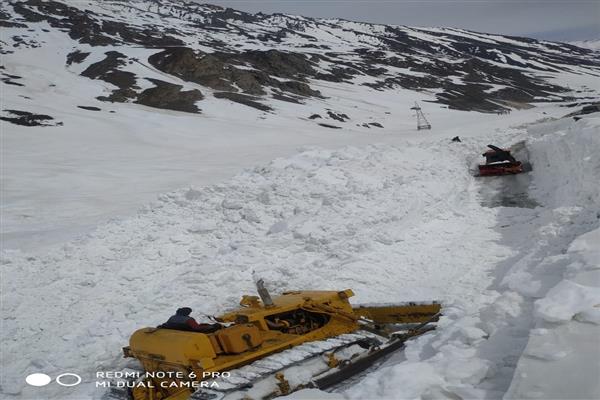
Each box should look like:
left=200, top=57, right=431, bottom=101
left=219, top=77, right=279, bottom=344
left=26, top=373, right=82, bottom=387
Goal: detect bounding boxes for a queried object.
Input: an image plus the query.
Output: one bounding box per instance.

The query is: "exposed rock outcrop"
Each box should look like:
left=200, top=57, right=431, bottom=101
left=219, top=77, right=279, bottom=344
left=213, top=92, right=271, bottom=112
left=1, top=109, right=61, bottom=126
left=135, top=79, right=203, bottom=113
left=5, top=0, right=600, bottom=113
left=148, top=47, right=321, bottom=102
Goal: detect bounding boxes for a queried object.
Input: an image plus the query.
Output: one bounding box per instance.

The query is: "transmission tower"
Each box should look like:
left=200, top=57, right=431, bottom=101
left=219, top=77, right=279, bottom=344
left=411, top=102, right=431, bottom=130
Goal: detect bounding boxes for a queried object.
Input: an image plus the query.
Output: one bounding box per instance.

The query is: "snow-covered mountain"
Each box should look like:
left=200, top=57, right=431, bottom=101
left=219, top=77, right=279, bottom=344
left=569, top=39, right=600, bottom=51
left=1, top=2, right=600, bottom=400
left=2, top=0, right=600, bottom=116
left=2, top=0, right=600, bottom=249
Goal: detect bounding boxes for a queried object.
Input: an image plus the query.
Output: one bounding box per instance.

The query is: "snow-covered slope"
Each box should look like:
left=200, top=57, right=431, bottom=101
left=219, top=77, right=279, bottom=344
left=569, top=39, right=600, bottom=51
left=3, top=0, right=599, bottom=113
left=1, top=2, right=600, bottom=399
left=2, top=0, right=600, bottom=250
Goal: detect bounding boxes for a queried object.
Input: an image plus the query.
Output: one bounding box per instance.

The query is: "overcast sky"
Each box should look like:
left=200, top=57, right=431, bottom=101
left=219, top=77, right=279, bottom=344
left=208, top=0, right=600, bottom=41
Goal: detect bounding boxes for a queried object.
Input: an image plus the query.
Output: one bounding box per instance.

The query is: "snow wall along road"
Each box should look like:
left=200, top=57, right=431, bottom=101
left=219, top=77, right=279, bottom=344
left=1, top=114, right=599, bottom=400
left=342, top=114, right=600, bottom=400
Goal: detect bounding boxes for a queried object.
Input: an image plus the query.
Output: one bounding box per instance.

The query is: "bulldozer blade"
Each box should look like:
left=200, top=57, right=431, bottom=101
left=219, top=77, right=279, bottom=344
left=353, top=302, right=441, bottom=324
left=312, top=337, right=406, bottom=390
left=312, top=319, right=437, bottom=391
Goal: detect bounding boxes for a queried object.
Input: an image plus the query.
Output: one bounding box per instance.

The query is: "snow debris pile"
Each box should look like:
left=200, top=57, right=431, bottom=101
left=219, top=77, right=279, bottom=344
left=1, top=114, right=599, bottom=400
left=535, top=278, right=600, bottom=324
left=2, top=137, right=505, bottom=399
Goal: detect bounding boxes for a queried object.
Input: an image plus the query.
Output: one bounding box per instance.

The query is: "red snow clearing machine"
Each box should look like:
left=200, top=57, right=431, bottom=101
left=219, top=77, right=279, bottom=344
left=477, top=145, right=523, bottom=176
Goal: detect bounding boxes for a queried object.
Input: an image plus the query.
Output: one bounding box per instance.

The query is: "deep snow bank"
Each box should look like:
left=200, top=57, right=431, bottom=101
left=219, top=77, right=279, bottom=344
left=340, top=115, right=600, bottom=400
left=503, top=116, right=600, bottom=400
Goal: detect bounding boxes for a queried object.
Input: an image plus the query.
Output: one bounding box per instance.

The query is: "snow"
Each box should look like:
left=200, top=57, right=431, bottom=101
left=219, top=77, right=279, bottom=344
left=284, top=389, right=344, bottom=399
left=337, top=115, right=600, bottom=400
left=3, top=109, right=600, bottom=400
left=505, top=213, right=600, bottom=399
left=569, top=39, right=600, bottom=51
left=4, top=22, right=580, bottom=251
left=535, top=279, right=600, bottom=324
left=2, top=3, right=600, bottom=399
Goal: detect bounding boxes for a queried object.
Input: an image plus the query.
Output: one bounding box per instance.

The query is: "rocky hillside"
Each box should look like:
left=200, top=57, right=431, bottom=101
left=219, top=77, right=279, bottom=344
left=2, top=0, right=599, bottom=120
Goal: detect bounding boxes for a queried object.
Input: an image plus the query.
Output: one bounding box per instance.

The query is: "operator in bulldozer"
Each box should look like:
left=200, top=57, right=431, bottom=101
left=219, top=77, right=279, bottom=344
left=118, top=285, right=442, bottom=400
left=160, top=307, right=222, bottom=333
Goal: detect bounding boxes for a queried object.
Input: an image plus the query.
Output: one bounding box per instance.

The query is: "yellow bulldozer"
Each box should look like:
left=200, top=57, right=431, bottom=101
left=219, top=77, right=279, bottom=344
left=111, top=280, right=441, bottom=400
